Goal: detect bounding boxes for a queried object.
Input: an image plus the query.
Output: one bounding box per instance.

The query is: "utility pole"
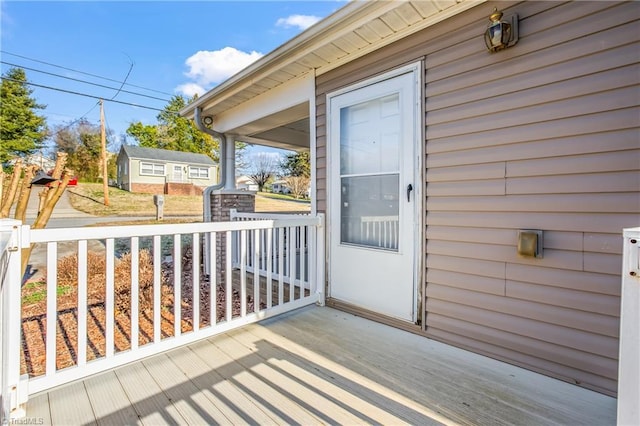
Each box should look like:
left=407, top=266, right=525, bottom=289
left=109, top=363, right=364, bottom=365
left=100, top=99, right=110, bottom=206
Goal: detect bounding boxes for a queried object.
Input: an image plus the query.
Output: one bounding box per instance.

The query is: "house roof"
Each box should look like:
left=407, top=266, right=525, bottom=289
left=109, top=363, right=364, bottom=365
left=181, top=0, right=483, bottom=123
left=120, top=145, right=215, bottom=166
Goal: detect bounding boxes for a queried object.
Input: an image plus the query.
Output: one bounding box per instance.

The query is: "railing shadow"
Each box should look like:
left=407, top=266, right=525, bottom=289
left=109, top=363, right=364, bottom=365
left=92, top=322, right=446, bottom=425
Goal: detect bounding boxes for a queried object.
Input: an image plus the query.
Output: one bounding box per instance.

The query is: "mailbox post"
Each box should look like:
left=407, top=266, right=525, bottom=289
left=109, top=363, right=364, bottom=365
left=153, top=194, right=164, bottom=221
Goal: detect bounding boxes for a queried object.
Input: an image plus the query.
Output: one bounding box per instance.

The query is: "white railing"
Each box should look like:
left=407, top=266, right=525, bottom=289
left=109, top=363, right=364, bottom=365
left=341, top=215, right=399, bottom=250
left=230, top=210, right=314, bottom=288
left=0, top=220, right=27, bottom=422
left=13, top=216, right=324, bottom=395
left=360, top=215, right=399, bottom=250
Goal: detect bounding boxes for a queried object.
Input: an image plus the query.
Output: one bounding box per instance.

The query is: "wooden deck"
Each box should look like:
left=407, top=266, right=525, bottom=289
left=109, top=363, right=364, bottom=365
left=25, top=306, right=616, bottom=425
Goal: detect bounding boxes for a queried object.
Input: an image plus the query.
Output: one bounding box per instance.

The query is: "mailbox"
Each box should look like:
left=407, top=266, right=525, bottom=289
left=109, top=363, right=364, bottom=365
left=153, top=195, right=164, bottom=220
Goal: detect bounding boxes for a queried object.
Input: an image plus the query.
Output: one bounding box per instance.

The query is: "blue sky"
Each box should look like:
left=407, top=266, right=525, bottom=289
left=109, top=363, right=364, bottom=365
left=0, top=1, right=344, bottom=158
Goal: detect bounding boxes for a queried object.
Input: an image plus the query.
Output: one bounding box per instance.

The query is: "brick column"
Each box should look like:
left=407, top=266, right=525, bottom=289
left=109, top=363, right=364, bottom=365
left=208, top=190, right=255, bottom=285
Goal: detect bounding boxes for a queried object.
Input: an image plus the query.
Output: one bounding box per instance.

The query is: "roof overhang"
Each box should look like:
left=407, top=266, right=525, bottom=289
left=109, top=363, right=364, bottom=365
left=180, top=0, right=484, bottom=150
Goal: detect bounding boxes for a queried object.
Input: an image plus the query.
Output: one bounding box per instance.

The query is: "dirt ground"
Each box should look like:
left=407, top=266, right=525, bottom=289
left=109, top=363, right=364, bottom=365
left=20, top=184, right=310, bottom=377
left=21, top=248, right=263, bottom=377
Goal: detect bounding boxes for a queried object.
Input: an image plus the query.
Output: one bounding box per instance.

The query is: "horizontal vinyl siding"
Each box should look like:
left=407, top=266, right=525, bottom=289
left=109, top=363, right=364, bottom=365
left=425, top=0, right=639, bottom=396
left=316, top=0, right=638, bottom=396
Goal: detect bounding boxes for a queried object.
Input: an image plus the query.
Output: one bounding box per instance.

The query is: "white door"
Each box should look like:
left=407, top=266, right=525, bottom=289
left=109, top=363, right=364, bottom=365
left=173, top=165, right=183, bottom=182
left=329, top=70, right=419, bottom=322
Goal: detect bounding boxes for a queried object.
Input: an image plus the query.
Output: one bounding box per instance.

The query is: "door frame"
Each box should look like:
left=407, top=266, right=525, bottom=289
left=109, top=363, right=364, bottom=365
left=325, top=61, right=425, bottom=324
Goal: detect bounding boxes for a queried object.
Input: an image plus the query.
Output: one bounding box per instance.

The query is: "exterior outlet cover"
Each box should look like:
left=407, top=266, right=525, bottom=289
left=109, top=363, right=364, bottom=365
left=517, top=230, right=543, bottom=258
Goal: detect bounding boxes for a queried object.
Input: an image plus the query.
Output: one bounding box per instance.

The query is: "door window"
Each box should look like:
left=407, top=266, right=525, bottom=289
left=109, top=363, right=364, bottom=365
left=339, top=93, right=401, bottom=251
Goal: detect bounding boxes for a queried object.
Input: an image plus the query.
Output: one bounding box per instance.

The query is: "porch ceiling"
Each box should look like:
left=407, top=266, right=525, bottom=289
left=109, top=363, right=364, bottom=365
left=181, top=0, right=485, bottom=150
left=229, top=104, right=310, bottom=151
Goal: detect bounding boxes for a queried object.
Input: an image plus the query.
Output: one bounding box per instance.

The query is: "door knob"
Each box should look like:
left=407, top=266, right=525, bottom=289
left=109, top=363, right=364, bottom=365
left=407, top=184, right=413, bottom=202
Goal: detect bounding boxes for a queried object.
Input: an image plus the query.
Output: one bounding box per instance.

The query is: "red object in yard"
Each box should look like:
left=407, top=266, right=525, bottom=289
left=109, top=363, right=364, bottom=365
left=45, top=170, right=78, bottom=186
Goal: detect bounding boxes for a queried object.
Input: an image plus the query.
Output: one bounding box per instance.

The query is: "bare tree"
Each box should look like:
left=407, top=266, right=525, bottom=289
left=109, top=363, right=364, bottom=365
left=247, top=153, right=278, bottom=191
left=284, top=176, right=310, bottom=199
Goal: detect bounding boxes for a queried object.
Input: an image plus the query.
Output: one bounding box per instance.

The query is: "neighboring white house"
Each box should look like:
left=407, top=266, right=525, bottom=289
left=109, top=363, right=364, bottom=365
left=270, top=179, right=290, bottom=194
left=236, top=175, right=259, bottom=191
left=116, top=145, right=218, bottom=195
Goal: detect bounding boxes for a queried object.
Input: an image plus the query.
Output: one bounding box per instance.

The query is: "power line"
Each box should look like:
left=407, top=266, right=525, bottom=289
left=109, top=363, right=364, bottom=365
left=0, top=76, right=172, bottom=112
left=47, top=101, right=100, bottom=140
left=1, top=60, right=171, bottom=102
left=0, top=50, right=174, bottom=97
left=109, top=54, right=134, bottom=100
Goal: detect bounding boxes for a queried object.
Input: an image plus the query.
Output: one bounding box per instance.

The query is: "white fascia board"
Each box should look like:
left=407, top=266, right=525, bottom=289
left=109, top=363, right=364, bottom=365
left=212, top=73, right=314, bottom=134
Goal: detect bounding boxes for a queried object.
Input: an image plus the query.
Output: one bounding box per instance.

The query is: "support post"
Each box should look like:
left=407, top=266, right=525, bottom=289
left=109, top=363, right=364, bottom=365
left=224, top=134, right=236, bottom=191
left=618, top=228, right=640, bottom=426
left=207, top=190, right=255, bottom=285
left=0, top=219, right=27, bottom=421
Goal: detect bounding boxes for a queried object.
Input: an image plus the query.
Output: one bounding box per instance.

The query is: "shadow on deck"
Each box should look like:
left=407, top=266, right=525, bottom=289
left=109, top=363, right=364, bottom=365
left=26, top=306, right=616, bottom=425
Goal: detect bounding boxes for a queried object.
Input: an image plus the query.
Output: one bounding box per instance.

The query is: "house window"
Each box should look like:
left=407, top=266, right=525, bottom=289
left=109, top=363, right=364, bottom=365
left=140, top=162, right=165, bottom=176
left=189, top=166, right=209, bottom=179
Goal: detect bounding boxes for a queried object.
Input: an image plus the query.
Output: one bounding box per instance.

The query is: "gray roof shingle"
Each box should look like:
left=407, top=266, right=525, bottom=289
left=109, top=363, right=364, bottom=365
left=121, top=145, right=215, bottom=165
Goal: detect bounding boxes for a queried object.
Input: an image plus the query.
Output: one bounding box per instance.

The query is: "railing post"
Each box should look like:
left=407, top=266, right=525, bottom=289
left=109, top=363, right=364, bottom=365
left=0, top=219, right=28, bottom=421
left=316, top=214, right=326, bottom=306
left=618, top=227, right=640, bottom=426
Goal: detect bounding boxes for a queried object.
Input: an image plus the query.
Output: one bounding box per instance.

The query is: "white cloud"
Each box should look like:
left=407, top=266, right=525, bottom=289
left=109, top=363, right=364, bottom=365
left=175, top=82, right=206, bottom=98
left=183, top=47, right=263, bottom=87
left=276, top=14, right=321, bottom=31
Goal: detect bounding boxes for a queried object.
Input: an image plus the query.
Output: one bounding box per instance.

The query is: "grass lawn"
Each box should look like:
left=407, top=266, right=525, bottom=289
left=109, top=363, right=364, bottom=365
left=68, top=183, right=310, bottom=217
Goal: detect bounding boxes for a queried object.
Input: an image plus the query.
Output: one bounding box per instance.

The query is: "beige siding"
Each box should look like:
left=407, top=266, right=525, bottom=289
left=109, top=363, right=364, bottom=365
left=316, top=1, right=639, bottom=396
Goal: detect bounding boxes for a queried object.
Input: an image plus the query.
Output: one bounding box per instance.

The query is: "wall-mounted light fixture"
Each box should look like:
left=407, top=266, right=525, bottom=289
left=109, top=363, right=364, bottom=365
left=517, top=229, right=544, bottom=258
left=202, top=115, right=214, bottom=127
left=484, top=8, right=519, bottom=52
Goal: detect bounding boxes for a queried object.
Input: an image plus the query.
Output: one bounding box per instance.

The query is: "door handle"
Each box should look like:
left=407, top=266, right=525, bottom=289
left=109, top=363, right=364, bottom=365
left=407, top=184, right=413, bottom=202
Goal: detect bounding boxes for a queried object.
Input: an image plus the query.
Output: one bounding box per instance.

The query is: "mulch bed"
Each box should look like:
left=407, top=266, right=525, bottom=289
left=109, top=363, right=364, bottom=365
left=20, top=248, right=262, bottom=377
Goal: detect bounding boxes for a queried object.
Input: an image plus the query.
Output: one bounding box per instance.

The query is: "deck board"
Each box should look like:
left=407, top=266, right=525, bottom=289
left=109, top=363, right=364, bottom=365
left=25, top=306, right=617, bottom=426
left=226, top=326, right=435, bottom=425
left=141, top=353, right=231, bottom=425
left=83, top=371, right=138, bottom=425
left=214, top=330, right=380, bottom=425
left=166, top=345, right=265, bottom=425
left=47, top=380, right=96, bottom=425
left=114, top=362, right=186, bottom=425
left=24, top=393, right=51, bottom=425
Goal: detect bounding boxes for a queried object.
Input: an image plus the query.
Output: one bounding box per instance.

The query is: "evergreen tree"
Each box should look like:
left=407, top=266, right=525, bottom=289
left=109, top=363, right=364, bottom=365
left=280, top=151, right=310, bottom=177
left=0, top=67, right=48, bottom=163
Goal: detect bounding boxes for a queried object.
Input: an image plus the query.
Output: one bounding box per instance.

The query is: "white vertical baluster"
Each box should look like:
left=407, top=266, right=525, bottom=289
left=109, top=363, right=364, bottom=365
left=173, top=234, right=181, bottom=337
left=278, top=227, right=284, bottom=306
left=105, top=238, right=115, bottom=358
left=288, top=226, right=295, bottom=302
left=253, top=229, right=260, bottom=312
left=266, top=228, right=273, bottom=309
left=130, top=237, right=139, bottom=351
left=192, top=233, right=200, bottom=332
left=210, top=232, right=216, bottom=326
left=240, top=230, right=247, bottom=317
left=225, top=231, right=232, bottom=322
left=309, top=224, right=317, bottom=296
left=300, top=226, right=307, bottom=291
left=153, top=235, right=161, bottom=343
left=77, top=240, right=87, bottom=367
left=46, top=242, right=57, bottom=375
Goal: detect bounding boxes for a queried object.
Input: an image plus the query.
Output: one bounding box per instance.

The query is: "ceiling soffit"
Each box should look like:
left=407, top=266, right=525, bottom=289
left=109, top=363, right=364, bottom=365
left=184, top=1, right=483, bottom=120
